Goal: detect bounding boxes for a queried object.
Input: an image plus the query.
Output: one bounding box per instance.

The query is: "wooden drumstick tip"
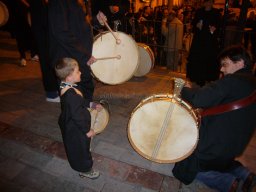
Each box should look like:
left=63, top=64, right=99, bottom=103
left=116, top=39, right=121, bottom=44
left=116, top=55, right=121, bottom=59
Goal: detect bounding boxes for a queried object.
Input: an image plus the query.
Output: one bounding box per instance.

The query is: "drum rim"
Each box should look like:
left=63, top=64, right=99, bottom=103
left=92, top=31, right=139, bottom=85
left=134, top=43, right=154, bottom=77
left=127, top=94, right=199, bottom=163
left=137, top=42, right=155, bottom=67
left=0, top=1, right=9, bottom=27
left=89, top=107, right=110, bottom=135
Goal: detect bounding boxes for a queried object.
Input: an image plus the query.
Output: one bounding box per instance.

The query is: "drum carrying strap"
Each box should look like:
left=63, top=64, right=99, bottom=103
left=201, top=91, right=256, bottom=117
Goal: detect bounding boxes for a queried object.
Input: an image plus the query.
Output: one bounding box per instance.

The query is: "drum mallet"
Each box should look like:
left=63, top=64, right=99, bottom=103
left=95, top=55, right=121, bottom=61
left=100, top=16, right=121, bottom=44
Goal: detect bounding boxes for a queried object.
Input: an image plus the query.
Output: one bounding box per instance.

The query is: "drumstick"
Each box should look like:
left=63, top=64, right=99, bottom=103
left=100, top=16, right=121, bottom=44
left=95, top=55, right=121, bottom=61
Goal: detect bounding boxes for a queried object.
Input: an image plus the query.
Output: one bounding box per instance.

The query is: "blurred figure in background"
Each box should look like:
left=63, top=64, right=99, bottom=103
left=7, top=0, right=38, bottom=66
left=91, top=0, right=129, bottom=32
left=186, top=0, right=222, bottom=86
left=244, top=10, right=256, bottom=60
left=162, top=10, right=183, bottom=71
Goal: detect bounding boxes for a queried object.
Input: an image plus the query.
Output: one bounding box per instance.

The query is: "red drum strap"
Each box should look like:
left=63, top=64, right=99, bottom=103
left=201, top=91, right=256, bottom=117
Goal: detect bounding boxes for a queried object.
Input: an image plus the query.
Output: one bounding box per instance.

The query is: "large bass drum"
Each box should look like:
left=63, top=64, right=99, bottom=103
left=134, top=43, right=155, bottom=77
left=128, top=94, right=199, bottom=163
left=0, top=1, right=9, bottom=27
left=91, top=31, right=139, bottom=85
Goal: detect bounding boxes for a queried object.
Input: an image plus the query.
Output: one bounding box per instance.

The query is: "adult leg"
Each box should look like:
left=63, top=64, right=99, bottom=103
left=32, top=27, right=59, bottom=98
left=228, top=165, right=250, bottom=181
left=227, top=163, right=255, bottom=191
left=196, top=171, right=236, bottom=192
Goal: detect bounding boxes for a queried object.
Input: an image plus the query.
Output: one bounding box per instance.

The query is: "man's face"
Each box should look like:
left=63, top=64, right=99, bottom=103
left=220, top=57, right=244, bottom=75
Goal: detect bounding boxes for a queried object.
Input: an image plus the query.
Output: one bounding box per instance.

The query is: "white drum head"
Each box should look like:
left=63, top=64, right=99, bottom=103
left=92, top=32, right=139, bottom=85
left=0, top=1, right=9, bottom=27
left=128, top=94, right=198, bottom=163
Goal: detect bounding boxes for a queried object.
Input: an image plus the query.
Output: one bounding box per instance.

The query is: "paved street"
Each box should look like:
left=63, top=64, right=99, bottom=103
left=0, top=31, right=255, bottom=192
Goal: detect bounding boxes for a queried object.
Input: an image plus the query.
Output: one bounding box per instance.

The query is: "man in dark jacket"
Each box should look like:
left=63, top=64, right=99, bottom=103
left=173, top=45, right=256, bottom=192
left=48, top=0, right=106, bottom=102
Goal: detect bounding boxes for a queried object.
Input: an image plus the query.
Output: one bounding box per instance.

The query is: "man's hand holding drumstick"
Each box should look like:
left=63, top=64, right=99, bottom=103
left=96, top=11, right=107, bottom=26
left=87, top=11, right=107, bottom=66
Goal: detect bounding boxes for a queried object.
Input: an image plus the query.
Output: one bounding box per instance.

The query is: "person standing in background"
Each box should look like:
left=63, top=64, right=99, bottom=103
left=162, top=10, right=183, bottom=71
left=6, top=0, right=38, bottom=66
left=28, top=0, right=59, bottom=102
left=91, top=0, right=129, bottom=32
left=244, top=10, right=256, bottom=60
left=186, top=0, right=222, bottom=86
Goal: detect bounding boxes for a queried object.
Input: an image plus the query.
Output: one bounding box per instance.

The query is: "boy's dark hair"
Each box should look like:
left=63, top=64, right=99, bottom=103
left=218, top=45, right=252, bottom=70
left=55, top=58, right=79, bottom=81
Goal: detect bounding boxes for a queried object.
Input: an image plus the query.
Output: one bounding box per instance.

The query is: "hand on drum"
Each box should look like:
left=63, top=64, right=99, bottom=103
left=96, top=11, right=107, bottom=26
left=86, top=129, right=96, bottom=138
left=95, top=103, right=103, bottom=112
left=87, top=56, right=97, bottom=66
left=90, top=102, right=103, bottom=112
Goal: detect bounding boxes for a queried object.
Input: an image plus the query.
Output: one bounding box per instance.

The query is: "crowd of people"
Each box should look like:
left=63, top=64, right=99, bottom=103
left=0, top=0, right=255, bottom=191
left=2, top=0, right=256, bottom=83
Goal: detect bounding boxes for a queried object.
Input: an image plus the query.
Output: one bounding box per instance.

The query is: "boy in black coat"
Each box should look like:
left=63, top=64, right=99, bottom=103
left=55, top=57, right=101, bottom=179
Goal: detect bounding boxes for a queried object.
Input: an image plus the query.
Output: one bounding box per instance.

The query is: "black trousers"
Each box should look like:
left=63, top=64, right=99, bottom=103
left=32, top=27, right=58, bottom=93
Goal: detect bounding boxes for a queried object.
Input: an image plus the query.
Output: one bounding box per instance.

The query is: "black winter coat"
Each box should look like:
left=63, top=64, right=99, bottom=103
left=59, top=88, right=93, bottom=172
left=173, top=68, right=256, bottom=184
left=48, top=0, right=93, bottom=67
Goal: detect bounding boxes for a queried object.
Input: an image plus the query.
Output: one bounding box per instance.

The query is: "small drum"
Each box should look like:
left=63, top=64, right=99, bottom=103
left=0, top=1, right=9, bottom=27
left=89, top=106, right=109, bottom=134
left=128, top=94, right=199, bottom=163
left=92, top=31, right=139, bottom=85
left=134, top=43, right=155, bottom=77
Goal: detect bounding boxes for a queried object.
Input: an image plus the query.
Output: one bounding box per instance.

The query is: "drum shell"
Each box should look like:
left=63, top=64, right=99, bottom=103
left=134, top=43, right=155, bottom=77
left=91, top=31, right=139, bottom=85
left=0, top=1, right=9, bottom=27
left=128, top=94, right=199, bottom=163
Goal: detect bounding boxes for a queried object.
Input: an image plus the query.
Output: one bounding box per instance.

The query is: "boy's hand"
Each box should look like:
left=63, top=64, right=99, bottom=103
left=90, top=102, right=103, bottom=112
left=95, top=103, right=103, bottom=112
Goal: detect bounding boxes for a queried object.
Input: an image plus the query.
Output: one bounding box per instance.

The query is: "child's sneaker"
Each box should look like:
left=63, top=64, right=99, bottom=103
left=79, top=169, right=100, bottom=179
